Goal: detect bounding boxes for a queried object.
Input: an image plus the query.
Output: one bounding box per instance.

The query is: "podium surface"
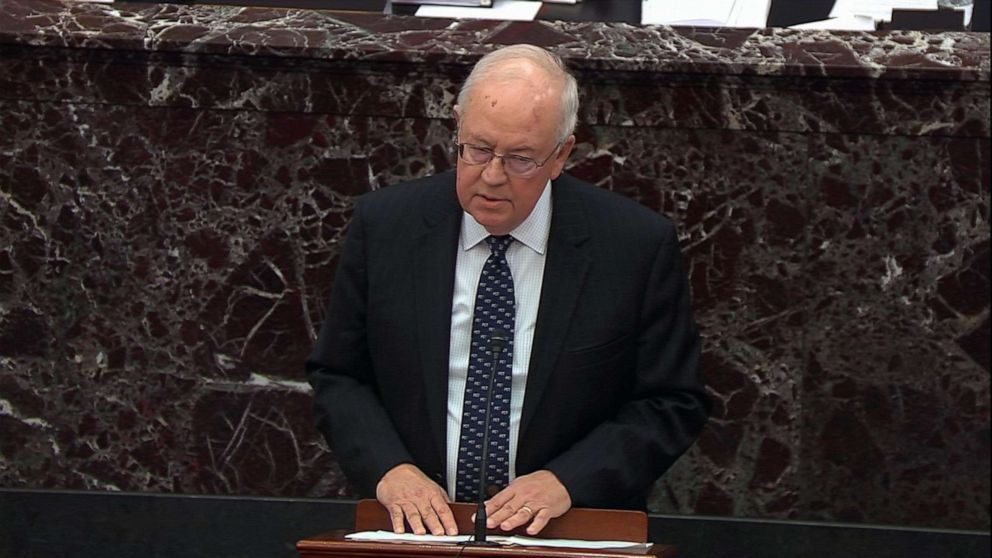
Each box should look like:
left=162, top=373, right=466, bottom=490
left=297, top=500, right=676, bottom=557
left=297, top=531, right=674, bottom=557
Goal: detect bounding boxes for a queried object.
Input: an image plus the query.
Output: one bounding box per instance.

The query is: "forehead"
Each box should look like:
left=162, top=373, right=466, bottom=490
left=460, top=74, right=560, bottom=148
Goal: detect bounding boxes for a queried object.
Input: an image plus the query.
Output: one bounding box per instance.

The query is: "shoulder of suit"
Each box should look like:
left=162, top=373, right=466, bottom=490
left=554, top=173, right=676, bottom=235
left=360, top=170, right=455, bottom=201
left=355, top=171, right=459, bottom=217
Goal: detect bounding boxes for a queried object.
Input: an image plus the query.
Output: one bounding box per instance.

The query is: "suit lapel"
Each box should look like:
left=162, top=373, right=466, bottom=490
left=519, top=177, right=592, bottom=442
left=412, top=175, right=462, bottom=465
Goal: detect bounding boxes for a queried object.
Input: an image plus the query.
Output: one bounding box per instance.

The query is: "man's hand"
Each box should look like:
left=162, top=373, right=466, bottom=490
left=376, top=463, right=459, bottom=536
left=483, top=470, right=572, bottom=535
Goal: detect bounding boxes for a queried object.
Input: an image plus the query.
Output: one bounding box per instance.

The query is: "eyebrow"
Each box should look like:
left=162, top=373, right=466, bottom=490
left=465, top=138, right=539, bottom=156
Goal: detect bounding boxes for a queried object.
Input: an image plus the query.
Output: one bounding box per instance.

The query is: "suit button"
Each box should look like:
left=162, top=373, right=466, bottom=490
left=432, top=472, right=444, bottom=484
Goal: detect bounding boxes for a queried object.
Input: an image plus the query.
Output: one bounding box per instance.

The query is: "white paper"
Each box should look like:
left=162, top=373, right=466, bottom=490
left=345, top=530, right=652, bottom=550
left=347, top=531, right=472, bottom=544
left=829, top=0, right=939, bottom=22
left=642, top=0, right=770, bottom=27
left=507, top=535, right=651, bottom=550
left=960, top=4, right=974, bottom=26
left=789, top=15, right=877, bottom=30
left=416, top=0, right=541, bottom=21
left=727, top=0, right=772, bottom=27
left=642, top=0, right=732, bottom=25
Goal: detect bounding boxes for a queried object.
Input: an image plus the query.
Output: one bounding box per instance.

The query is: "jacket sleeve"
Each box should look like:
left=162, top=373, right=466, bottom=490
left=305, top=198, right=413, bottom=497
left=543, top=225, right=710, bottom=508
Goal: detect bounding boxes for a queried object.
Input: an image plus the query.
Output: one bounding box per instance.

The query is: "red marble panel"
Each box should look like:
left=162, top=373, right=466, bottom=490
left=0, top=0, right=988, bottom=532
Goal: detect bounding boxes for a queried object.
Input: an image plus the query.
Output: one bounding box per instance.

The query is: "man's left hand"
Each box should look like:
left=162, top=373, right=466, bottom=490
left=483, top=470, right=572, bottom=535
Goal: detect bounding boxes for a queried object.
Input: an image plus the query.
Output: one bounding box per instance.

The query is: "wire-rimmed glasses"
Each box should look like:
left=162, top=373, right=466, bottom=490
left=456, top=141, right=562, bottom=177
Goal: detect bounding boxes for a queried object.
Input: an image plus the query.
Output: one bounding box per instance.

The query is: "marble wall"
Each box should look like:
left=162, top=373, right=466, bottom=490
left=0, top=0, right=988, bottom=530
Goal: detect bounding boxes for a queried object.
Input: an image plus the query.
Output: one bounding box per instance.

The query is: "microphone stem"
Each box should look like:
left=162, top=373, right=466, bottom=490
left=470, top=338, right=505, bottom=546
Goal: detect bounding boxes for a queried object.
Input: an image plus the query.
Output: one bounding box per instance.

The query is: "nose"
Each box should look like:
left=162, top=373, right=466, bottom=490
left=481, top=154, right=508, bottom=184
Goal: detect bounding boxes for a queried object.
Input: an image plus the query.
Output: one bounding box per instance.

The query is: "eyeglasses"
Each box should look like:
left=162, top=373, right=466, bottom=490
left=456, top=141, right=562, bottom=177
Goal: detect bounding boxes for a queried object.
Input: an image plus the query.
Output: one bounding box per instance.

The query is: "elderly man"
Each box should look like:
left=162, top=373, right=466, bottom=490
left=307, top=44, right=708, bottom=537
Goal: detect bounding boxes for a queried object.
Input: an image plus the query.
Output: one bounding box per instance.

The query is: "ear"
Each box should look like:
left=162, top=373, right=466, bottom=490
left=549, top=134, right=576, bottom=179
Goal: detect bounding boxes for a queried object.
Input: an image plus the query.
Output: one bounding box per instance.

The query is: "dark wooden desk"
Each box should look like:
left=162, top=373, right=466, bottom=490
left=297, top=530, right=675, bottom=558
left=298, top=501, right=676, bottom=558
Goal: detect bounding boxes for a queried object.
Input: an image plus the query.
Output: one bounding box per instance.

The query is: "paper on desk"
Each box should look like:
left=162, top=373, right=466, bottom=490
left=961, top=3, right=975, bottom=25
left=726, top=0, right=772, bottom=27
left=504, top=535, right=652, bottom=550
left=642, top=0, right=771, bottom=27
left=416, top=0, right=541, bottom=21
left=347, top=531, right=471, bottom=544
left=789, top=15, right=877, bottom=30
left=345, top=530, right=653, bottom=550
left=829, top=0, right=939, bottom=22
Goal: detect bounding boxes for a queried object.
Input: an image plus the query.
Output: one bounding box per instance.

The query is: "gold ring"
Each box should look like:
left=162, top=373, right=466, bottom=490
left=519, top=505, right=534, bottom=516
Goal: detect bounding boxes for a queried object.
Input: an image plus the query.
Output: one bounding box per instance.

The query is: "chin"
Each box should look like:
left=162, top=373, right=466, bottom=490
left=469, top=209, right=508, bottom=230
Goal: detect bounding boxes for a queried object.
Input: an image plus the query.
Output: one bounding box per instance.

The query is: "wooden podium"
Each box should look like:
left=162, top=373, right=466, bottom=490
left=297, top=500, right=676, bottom=557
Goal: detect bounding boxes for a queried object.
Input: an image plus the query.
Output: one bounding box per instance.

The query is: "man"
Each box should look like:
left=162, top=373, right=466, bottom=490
left=307, top=44, right=708, bottom=538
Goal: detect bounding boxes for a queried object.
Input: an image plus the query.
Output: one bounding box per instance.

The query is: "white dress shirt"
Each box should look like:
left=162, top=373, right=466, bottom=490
left=445, top=181, right=552, bottom=500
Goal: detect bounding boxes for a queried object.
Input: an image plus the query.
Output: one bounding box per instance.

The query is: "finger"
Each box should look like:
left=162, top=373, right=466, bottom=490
left=419, top=502, right=449, bottom=536
left=499, top=506, right=535, bottom=532
left=400, top=502, right=427, bottom=536
left=431, top=498, right=459, bottom=536
left=388, top=504, right=406, bottom=534
left=486, top=506, right=512, bottom=529
left=486, top=489, right=513, bottom=510
left=485, top=501, right=518, bottom=529
left=483, top=495, right=509, bottom=523
left=525, top=508, right=551, bottom=536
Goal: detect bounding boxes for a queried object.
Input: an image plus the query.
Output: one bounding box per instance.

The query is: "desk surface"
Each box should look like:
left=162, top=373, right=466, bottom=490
left=116, top=0, right=989, bottom=31
left=297, top=530, right=676, bottom=558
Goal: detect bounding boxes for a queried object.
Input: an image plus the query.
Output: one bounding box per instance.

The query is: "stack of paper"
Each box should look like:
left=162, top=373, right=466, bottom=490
left=829, top=0, right=939, bottom=22
left=641, top=0, right=772, bottom=27
left=396, top=0, right=494, bottom=6
left=790, top=14, right=876, bottom=30
left=414, top=0, right=541, bottom=21
left=345, top=530, right=653, bottom=551
left=789, top=0, right=977, bottom=30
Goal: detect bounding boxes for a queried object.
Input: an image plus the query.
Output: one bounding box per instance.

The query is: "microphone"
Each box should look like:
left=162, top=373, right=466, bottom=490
left=465, top=329, right=508, bottom=546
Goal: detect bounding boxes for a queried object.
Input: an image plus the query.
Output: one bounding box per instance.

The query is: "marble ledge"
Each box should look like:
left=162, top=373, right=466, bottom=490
left=0, top=0, right=988, bottom=82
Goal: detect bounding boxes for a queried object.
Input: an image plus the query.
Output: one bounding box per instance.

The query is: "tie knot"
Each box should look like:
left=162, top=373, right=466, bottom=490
left=485, top=235, right=513, bottom=257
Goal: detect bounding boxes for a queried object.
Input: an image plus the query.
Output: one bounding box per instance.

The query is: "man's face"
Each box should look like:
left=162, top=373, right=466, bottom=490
left=455, top=71, right=575, bottom=236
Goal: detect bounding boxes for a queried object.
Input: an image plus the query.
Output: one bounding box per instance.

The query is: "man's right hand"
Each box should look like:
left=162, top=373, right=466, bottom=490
left=375, top=463, right=459, bottom=536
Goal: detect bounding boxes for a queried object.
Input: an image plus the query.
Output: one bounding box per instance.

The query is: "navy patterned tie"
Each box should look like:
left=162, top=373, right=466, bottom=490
left=455, top=235, right=515, bottom=502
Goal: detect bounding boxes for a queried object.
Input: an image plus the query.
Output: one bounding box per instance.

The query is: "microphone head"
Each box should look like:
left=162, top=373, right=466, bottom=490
left=489, top=329, right=508, bottom=352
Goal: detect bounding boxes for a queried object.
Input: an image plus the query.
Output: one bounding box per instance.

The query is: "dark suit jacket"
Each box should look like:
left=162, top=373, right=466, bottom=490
left=307, top=171, right=709, bottom=510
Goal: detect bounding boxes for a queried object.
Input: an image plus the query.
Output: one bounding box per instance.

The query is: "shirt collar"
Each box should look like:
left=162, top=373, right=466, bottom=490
left=462, top=180, right=552, bottom=255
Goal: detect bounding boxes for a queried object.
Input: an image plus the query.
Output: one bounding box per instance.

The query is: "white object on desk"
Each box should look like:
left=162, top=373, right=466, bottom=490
left=394, top=0, right=494, bottom=6
left=416, top=0, right=542, bottom=20
left=829, top=0, right=939, bottom=22
left=789, top=15, right=877, bottom=30
left=345, top=530, right=653, bottom=551
left=641, top=0, right=771, bottom=28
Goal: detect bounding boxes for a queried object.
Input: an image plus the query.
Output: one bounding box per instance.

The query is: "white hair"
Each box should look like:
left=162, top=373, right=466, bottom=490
left=457, top=44, right=578, bottom=144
